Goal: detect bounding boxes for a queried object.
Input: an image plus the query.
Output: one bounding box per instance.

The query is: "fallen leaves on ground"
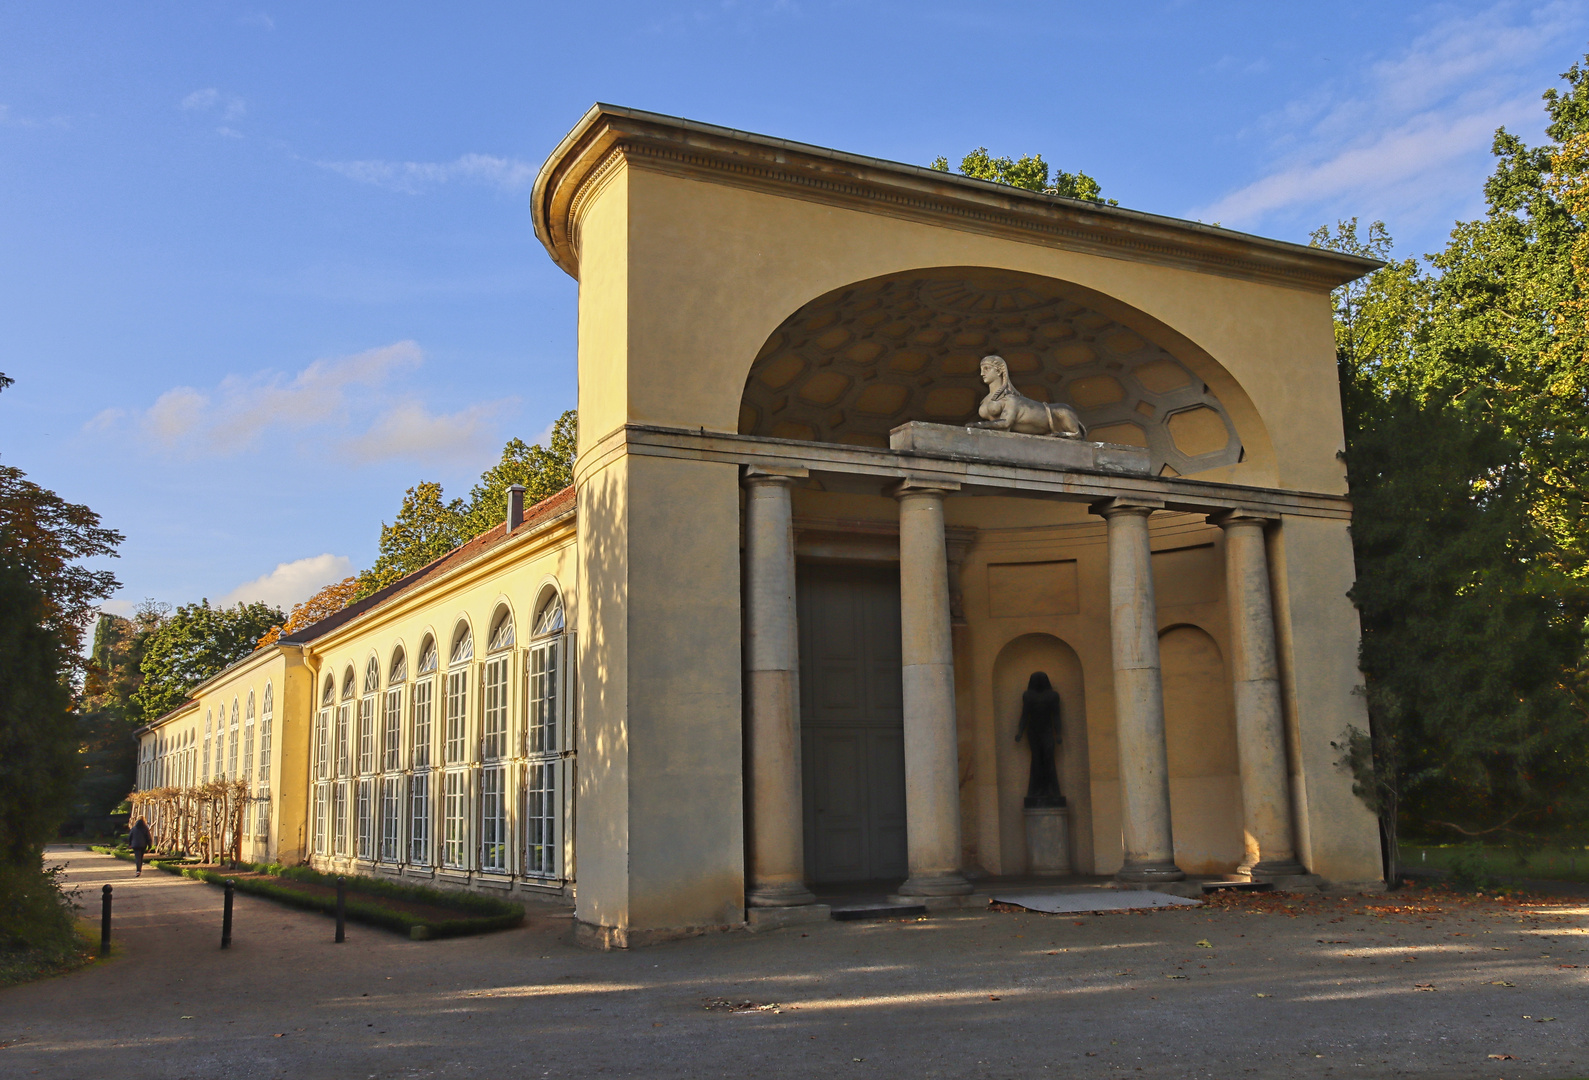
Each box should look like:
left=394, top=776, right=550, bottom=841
left=703, top=998, right=784, bottom=1014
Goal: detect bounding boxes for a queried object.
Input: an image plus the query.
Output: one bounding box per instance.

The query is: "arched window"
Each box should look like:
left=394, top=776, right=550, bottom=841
left=524, top=584, right=569, bottom=879
left=227, top=699, right=240, bottom=778
left=442, top=624, right=472, bottom=869
left=379, top=652, right=404, bottom=863
left=357, top=661, right=378, bottom=860
left=341, top=666, right=357, bottom=701
left=409, top=635, right=437, bottom=867
left=534, top=593, right=565, bottom=637
left=449, top=624, right=474, bottom=666
left=256, top=682, right=273, bottom=841
left=487, top=608, right=514, bottom=653
left=202, top=710, right=213, bottom=783
left=480, top=608, right=513, bottom=874
left=243, top=690, right=256, bottom=800
left=322, top=675, right=336, bottom=707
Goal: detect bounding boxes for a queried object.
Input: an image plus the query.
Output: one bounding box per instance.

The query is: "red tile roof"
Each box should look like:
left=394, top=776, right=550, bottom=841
left=282, top=484, right=576, bottom=646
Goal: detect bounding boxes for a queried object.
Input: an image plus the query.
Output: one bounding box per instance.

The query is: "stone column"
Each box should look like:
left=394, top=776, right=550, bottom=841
left=1212, top=512, right=1307, bottom=877
left=743, top=467, right=815, bottom=907
left=894, top=480, right=973, bottom=897
left=1094, top=498, right=1184, bottom=883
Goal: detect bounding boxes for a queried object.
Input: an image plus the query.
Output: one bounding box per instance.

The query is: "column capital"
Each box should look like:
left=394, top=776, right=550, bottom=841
left=1207, top=508, right=1278, bottom=529
left=890, top=477, right=961, bottom=501
left=743, top=464, right=808, bottom=487
left=1089, top=496, right=1164, bottom=520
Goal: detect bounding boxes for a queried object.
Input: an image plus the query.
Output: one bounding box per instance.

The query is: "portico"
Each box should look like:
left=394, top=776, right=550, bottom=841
left=532, top=103, right=1384, bottom=945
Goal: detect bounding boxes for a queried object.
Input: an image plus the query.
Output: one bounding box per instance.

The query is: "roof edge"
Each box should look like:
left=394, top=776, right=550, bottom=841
left=533, top=103, right=1383, bottom=290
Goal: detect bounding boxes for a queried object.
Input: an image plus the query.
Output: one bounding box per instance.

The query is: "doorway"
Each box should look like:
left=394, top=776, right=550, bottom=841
left=798, top=563, right=907, bottom=884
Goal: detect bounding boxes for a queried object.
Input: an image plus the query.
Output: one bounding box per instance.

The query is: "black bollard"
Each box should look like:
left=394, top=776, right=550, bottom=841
left=100, top=884, right=112, bottom=956
left=221, top=880, right=234, bottom=949
left=335, top=875, right=346, bottom=943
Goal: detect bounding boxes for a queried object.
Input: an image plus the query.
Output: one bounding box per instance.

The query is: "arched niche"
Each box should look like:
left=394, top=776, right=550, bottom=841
left=740, top=266, right=1267, bottom=478
left=1160, top=624, right=1244, bottom=874
left=991, top=633, right=1094, bottom=875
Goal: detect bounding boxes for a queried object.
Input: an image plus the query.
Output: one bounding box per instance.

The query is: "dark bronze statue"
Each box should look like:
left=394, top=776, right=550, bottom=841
left=1015, top=671, right=1065, bottom=808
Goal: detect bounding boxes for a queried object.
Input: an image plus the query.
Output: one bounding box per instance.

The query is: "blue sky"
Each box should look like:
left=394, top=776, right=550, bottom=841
left=3, top=1, right=1586, bottom=617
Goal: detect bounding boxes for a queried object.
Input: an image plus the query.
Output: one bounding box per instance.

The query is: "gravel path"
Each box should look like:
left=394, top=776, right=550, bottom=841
left=3, top=848, right=1586, bottom=1079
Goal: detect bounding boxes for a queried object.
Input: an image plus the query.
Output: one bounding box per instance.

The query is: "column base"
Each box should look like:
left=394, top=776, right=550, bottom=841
left=895, top=870, right=974, bottom=897
left=746, top=881, right=817, bottom=908
left=1241, top=858, right=1309, bottom=878
left=1114, top=860, right=1185, bottom=884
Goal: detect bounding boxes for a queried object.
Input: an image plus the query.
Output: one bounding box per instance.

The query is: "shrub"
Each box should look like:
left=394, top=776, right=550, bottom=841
left=0, top=860, right=88, bottom=986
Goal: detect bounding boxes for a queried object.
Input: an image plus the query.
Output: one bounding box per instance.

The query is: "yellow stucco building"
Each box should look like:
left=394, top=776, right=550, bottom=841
left=138, top=105, right=1384, bottom=947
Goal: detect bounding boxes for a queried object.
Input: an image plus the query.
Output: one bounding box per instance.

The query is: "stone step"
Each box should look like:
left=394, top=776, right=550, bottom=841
left=830, top=903, right=928, bottom=922
left=1201, top=880, right=1273, bottom=893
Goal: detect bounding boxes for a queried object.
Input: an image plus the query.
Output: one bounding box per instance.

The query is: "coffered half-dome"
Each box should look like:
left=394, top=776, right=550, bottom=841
left=738, top=267, right=1245, bottom=477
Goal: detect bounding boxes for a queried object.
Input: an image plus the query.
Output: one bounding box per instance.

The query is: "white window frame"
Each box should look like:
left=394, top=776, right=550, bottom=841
left=242, top=693, right=256, bottom=798
left=358, top=694, right=375, bottom=776
left=356, top=776, right=374, bottom=862
left=202, top=711, right=212, bottom=784
left=379, top=775, right=403, bottom=864
left=442, top=770, right=467, bottom=870
left=409, top=770, right=431, bottom=866
left=479, top=764, right=507, bottom=873
left=523, top=629, right=574, bottom=880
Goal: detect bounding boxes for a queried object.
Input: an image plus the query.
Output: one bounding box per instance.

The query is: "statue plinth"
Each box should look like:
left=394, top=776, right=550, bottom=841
left=1023, top=804, right=1071, bottom=876
left=889, top=421, right=1150, bottom=475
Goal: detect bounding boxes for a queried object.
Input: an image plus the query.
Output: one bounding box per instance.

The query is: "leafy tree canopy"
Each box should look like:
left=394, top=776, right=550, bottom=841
left=257, top=576, right=360, bottom=647
left=355, top=411, right=576, bottom=599
left=930, top=147, right=1115, bottom=204
left=1314, top=53, right=1589, bottom=854
left=463, top=410, right=577, bottom=538
left=0, top=557, right=75, bottom=867
left=353, top=482, right=470, bottom=599
left=0, top=462, right=122, bottom=659
left=131, top=600, right=283, bottom=723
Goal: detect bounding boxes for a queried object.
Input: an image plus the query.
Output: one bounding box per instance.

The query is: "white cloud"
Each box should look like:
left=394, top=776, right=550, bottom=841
left=1193, top=1, right=1587, bottom=231
left=1, top=103, right=69, bottom=129
left=219, top=553, right=354, bottom=610
left=101, top=340, right=515, bottom=466
left=343, top=400, right=508, bottom=464
left=317, top=153, right=538, bottom=195
left=132, top=340, right=423, bottom=454
left=181, top=88, right=247, bottom=126
left=239, top=11, right=275, bottom=30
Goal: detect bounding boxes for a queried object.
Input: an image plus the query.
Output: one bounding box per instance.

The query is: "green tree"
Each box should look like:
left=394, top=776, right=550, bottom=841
left=355, top=411, right=577, bottom=599
left=0, top=557, right=75, bottom=868
left=131, top=600, right=284, bottom=723
left=353, top=481, right=470, bottom=599
left=930, top=147, right=1114, bottom=204
left=462, top=410, right=577, bottom=537
left=0, top=462, right=123, bottom=659
left=1313, top=52, right=1589, bottom=858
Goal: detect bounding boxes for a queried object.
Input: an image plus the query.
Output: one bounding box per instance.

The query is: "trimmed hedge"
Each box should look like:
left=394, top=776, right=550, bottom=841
left=91, top=847, right=523, bottom=940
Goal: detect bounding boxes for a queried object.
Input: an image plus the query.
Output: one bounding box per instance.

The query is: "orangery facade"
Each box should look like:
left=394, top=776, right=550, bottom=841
left=138, top=106, right=1386, bottom=946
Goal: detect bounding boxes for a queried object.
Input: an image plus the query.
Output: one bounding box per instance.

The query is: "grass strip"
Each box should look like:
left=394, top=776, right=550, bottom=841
left=90, top=846, right=523, bottom=939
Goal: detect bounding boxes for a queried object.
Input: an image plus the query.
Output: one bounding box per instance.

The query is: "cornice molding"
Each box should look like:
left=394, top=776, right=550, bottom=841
left=533, top=104, right=1382, bottom=293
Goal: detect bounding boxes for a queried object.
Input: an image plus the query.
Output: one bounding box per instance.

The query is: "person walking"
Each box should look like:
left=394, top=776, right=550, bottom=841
left=128, top=817, right=153, bottom=876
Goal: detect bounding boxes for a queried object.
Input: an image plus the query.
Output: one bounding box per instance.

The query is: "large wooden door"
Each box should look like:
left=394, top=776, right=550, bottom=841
left=798, top=563, right=907, bottom=884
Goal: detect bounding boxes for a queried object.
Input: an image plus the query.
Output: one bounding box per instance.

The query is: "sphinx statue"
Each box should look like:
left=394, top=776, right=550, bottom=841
left=968, top=354, right=1087, bottom=439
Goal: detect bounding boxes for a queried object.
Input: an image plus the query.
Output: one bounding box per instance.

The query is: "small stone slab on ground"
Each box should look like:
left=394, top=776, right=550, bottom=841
left=991, top=889, right=1203, bottom=914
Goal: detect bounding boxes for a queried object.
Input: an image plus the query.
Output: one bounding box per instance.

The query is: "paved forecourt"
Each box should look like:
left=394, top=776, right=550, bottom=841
left=3, top=848, right=1585, bottom=1079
